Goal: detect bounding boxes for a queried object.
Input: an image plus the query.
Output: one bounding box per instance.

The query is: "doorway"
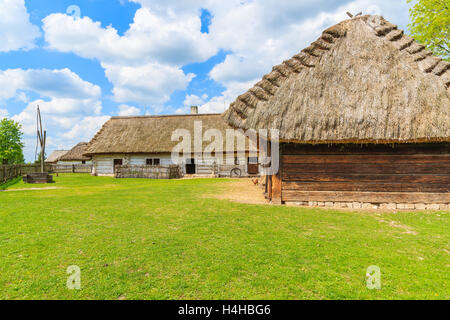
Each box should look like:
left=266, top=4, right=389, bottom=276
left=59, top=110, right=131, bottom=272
left=185, top=158, right=196, bottom=174
left=113, top=159, right=123, bottom=173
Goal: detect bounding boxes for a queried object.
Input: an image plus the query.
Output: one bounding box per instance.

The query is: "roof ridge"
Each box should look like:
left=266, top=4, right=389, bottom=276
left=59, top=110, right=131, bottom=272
left=366, top=16, right=450, bottom=89
left=86, top=121, right=108, bottom=152
left=226, top=21, right=347, bottom=124
left=111, top=113, right=222, bottom=119
left=225, top=15, right=450, bottom=128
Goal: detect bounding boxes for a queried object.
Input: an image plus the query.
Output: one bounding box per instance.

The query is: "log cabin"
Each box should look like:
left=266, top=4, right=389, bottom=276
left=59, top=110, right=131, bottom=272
left=223, top=15, right=450, bottom=210
left=84, top=109, right=259, bottom=177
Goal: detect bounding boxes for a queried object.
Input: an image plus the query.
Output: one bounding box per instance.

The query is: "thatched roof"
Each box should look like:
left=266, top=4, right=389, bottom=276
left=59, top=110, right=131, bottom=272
left=84, top=114, right=252, bottom=155
left=59, top=143, right=91, bottom=161
left=223, top=15, right=450, bottom=144
left=45, top=150, right=69, bottom=163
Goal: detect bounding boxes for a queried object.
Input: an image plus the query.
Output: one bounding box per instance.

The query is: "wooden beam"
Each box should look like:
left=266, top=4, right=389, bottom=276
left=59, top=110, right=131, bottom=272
left=271, top=145, right=282, bottom=204
left=282, top=191, right=450, bottom=204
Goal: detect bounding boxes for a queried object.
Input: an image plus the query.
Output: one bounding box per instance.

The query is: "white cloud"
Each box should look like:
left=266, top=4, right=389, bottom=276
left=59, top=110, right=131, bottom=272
left=0, top=108, right=8, bottom=118
left=12, top=98, right=102, bottom=135
left=0, top=0, right=41, bottom=52
left=0, top=68, right=101, bottom=104
left=43, top=8, right=216, bottom=66
left=184, top=94, right=206, bottom=107
left=1, top=68, right=104, bottom=161
left=199, top=80, right=256, bottom=114
left=104, top=62, right=194, bottom=106
left=62, top=116, right=110, bottom=140
left=42, top=8, right=211, bottom=107
left=118, top=104, right=141, bottom=116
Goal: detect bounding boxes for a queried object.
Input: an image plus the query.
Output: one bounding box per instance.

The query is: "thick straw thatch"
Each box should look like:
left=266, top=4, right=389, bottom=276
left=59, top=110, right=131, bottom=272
left=85, top=114, right=251, bottom=156
left=223, top=15, right=450, bottom=144
left=45, top=150, right=69, bottom=163
left=59, top=143, right=91, bottom=161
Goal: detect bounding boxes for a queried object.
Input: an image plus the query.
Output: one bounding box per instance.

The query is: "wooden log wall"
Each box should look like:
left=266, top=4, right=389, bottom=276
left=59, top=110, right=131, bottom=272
left=278, top=143, right=450, bottom=204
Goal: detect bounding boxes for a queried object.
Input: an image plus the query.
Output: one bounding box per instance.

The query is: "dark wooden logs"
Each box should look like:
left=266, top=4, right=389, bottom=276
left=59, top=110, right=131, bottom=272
left=276, top=143, right=450, bottom=204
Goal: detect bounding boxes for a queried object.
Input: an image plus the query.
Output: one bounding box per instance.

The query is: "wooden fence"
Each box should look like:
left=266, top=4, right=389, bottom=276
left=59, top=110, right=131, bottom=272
left=216, top=164, right=248, bottom=177
left=0, top=164, right=93, bottom=184
left=51, top=164, right=92, bottom=173
left=115, top=165, right=182, bottom=179
left=0, top=165, right=22, bottom=184
left=20, top=164, right=53, bottom=174
left=186, top=162, right=250, bottom=177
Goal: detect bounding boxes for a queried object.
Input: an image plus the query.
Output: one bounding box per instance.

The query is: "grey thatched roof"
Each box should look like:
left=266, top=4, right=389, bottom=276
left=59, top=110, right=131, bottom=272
left=59, top=143, right=91, bottom=161
left=45, top=150, right=69, bottom=163
left=84, top=114, right=252, bottom=155
left=224, top=15, right=450, bottom=144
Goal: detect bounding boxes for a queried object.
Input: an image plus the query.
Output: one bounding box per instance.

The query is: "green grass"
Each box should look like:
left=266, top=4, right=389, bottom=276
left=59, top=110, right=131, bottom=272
left=0, top=177, right=22, bottom=190
left=0, top=174, right=448, bottom=300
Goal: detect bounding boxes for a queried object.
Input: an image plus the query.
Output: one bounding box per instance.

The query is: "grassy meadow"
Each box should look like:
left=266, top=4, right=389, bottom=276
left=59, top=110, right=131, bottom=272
left=0, top=174, right=448, bottom=300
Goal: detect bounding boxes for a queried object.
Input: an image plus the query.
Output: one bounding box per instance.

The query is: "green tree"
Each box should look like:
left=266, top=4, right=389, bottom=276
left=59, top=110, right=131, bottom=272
left=407, top=0, right=450, bottom=61
left=0, top=118, right=25, bottom=164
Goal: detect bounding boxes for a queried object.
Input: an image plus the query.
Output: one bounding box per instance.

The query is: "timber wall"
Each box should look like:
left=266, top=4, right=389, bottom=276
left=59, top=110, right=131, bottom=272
left=276, top=143, right=450, bottom=208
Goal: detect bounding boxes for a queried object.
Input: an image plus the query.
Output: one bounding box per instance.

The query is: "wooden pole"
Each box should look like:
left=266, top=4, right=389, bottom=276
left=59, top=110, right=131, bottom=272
left=36, top=106, right=46, bottom=174
left=271, top=143, right=282, bottom=205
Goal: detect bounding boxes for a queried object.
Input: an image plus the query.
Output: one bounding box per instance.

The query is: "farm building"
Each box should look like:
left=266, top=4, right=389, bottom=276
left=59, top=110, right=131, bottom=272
left=84, top=110, right=258, bottom=177
left=224, top=15, right=450, bottom=209
left=57, top=142, right=92, bottom=165
left=45, top=150, right=69, bottom=164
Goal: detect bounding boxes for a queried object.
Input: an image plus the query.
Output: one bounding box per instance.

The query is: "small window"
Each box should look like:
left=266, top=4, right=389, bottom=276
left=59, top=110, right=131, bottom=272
left=248, top=157, right=258, bottom=164
left=146, top=159, right=161, bottom=166
left=82, top=160, right=86, bottom=164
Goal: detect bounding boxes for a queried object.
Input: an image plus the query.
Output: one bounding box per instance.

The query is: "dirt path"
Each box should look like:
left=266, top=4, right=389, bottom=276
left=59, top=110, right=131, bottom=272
left=2, top=187, right=61, bottom=192
left=207, top=179, right=269, bottom=205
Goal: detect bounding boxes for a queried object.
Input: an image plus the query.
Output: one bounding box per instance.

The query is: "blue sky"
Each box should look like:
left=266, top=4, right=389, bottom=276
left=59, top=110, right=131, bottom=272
left=0, top=0, right=412, bottom=162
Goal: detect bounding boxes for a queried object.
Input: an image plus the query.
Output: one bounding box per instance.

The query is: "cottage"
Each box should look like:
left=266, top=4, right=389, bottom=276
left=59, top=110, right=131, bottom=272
left=84, top=110, right=258, bottom=177
left=57, top=142, right=92, bottom=165
left=45, top=150, right=69, bottom=164
left=224, top=15, right=450, bottom=209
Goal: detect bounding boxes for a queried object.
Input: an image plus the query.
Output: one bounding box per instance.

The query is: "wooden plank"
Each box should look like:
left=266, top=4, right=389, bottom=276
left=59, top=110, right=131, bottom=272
left=282, top=154, right=450, bottom=164
left=281, top=173, right=450, bottom=184
left=282, top=163, right=450, bottom=175
left=282, top=190, right=450, bottom=204
left=281, top=142, right=450, bottom=155
left=271, top=145, right=282, bottom=204
left=282, top=182, right=449, bottom=193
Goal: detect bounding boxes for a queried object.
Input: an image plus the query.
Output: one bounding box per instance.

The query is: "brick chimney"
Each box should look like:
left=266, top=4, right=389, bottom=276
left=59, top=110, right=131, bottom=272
left=190, top=106, right=199, bottom=115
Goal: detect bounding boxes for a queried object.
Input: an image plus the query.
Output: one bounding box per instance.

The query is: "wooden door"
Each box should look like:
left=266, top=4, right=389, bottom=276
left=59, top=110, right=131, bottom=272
left=247, top=157, right=259, bottom=175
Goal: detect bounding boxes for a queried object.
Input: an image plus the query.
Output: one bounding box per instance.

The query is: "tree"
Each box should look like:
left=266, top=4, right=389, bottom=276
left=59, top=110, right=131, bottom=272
left=407, top=0, right=450, bottom=61
left=0, top=118, right=25, bottom=164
